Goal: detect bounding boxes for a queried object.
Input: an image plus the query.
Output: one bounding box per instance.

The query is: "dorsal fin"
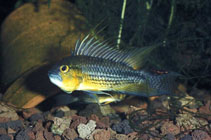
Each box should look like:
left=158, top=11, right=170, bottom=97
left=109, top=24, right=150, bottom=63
left=73, top=35, right=156, bottom=69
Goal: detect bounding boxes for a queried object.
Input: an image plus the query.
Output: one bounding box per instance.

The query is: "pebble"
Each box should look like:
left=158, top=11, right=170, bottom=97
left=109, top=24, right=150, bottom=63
left=161, top=133, right=176, bottom=140
left=70, top=115, right=87, bottom=129
left=0, top=134, right=11, bottom=140
left=192, top=130, right=211, bottom=140
left=63, top=128, right=78, bottom=140
left=53, top=110, right=65, bottom=118
left=15, top=129, right=30, bottom=140
left=51, top=117, right=71, bottom=135
left=111, top=119, right=133, bottom=134
left=0, top=103, right=19, bottom=121
left=29, top=113, right=44, bottom=122
left=22, top=108, right=41, bottom=119
left=92, top=129, right=111, bottom=140
left=0, top=120, right=23, bottom=130
left=77, top=120, right=96, bottom=139
left=0, top=128, right=7, bottom=135
left=180, top=135, right=192, bottom=140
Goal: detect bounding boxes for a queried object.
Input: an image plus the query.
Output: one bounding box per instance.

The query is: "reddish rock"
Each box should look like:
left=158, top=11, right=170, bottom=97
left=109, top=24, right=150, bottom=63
left=88, top=114, right=99, bottom=122
left=199, top=100, right=211, bottom=120
left=139, top=134, right=150, bottom=140
left=92, top=129, right=111, bottom=140
left=88, top=114, right=109, bottom=129
left=27, top=131, right=35, bottom=140
left=70, top=115, right=87, bottom=129
left=127, top=132, right=138, bottom=140
left=54, top=135, right=61, bottom=140
left=0, top=117, right=10, bottom=123
left=44, top=121, right=53, bottom=129
left=8, top=134, right=14, bottom=140
left=97, top=117, right=110, bottom=129
left=108, top=128, right=117, bottom=139
left=44, top=129, right=54, bottom=140
left=22, top=108, right=41, bottom=119
left=7, top=128, right=16, bottom=134
left=62, top=128, right=78, bottom=140
left=160, top=121, right=180, bottom=136
left=35, top=131, right=45, bottom=140
left=0, top=128, right=7, bottom=134
left=115, top=134, right=128, bottom=140
left=33, top=120, right=44, bottom=132
left=192, top=130, right=211, bottom=140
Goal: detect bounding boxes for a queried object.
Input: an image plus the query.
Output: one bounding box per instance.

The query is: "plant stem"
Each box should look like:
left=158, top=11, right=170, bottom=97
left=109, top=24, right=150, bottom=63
left=116, top=0, right=127, bottom=49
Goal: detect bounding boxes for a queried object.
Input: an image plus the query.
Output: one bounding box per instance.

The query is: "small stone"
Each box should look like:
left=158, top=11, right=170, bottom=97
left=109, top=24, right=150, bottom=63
left=92, top=129, right=111, bottom=140
left=0, top=128, right=7, bottom=135
left=77, top=120, right=96, bottom=139
left=54, top=135, right=61, bottom=140
left=199, top=100, right=211, bottom=120
left=127, top=132, right=138, bottom=140
left=180, top=135, right=192, bottom=140
left=0, top=120, right=23, bottom=130
left=35, top=131, right=45, bottom=140
left=0, top=117, right=10, bottom=123
left=51, top=117, right=71, bottom=135
left=74, top=138, right=83, bottom=140
left=15, top=129, right=30, bottom=140
left=0, top=134, right=11, bottom=140
left=191, top=130, right=211, bottom=140
left=29, top=113, right=44, bottom=122
left=96, top=117, right=109, bottom=129
left=53, top=110, right=65, bottom=118
left=0, top=103, right=19, bottom=121
left=32, top=120, right=44, bottom=132
left=87, top=120, right=97, bottom=132
left=44, top=121, right=53, bottom=129
left=160, top=121, right=180, bottom=135
left=112, top=119, right=133, bottom=134
left=44, top=130, right=54, bottom=140
left=108, top=128, right=117, bottom=139
left=59, top=106, right=77, bottom=116
left=88, top=114, right=99, bottom=122
left=139, top=134, right=150, bottom=140
left=162, top=133, right=176, bottom=140
left=99, top=104, right=116, bottom=116
left=176, top=113, right=208, bottom=130
left=79, top=104, right=103, bottom=117
left=22, top=108, right=41, bottom=119
left=70, top=115, right=87, bottom=129
left=115, top=134, right=128, bottom=140
left=27, top=131, right=35, bottom=140
left=63, top=128, right=78, bottom=140
left=7, top=128, right=16, bottom=134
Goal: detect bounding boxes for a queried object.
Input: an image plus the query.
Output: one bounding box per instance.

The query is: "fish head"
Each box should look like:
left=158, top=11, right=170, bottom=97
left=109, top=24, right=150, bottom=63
left=48, top=59, right=82, bottom=93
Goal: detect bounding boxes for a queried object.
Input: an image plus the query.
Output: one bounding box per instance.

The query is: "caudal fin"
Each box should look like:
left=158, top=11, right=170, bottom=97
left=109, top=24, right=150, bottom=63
left=145, top=71, right=180, bottom=96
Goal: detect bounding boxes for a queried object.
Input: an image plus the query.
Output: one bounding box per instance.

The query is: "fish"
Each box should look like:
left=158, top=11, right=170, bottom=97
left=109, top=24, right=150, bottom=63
left=48, top=35, right=179, bottom=103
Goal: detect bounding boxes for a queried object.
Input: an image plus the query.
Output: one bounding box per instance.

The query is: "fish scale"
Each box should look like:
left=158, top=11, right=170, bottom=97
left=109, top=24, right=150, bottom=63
left=80, top=57, right=142, bottom=88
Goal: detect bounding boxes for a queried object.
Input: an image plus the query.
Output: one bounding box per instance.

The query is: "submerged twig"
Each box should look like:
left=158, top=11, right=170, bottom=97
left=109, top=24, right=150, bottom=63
left=116, top=0, right=127, bottom=49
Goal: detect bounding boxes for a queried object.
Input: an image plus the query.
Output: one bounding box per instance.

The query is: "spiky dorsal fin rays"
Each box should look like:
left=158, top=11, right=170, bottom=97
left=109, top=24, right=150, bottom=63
left=124, top=46, right=157, bottom=70
left=73, top=35, right=157, bottom=70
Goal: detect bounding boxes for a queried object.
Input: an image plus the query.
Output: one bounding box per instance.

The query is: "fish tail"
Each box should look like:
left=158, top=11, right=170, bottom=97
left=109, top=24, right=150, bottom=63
left=114, top=71, right=179, bottom=97
left=143, top=71, right=179, bottom=96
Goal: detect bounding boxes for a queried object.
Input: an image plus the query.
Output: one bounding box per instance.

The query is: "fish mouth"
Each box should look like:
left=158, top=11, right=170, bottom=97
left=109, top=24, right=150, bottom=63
left=48, top=70, right=63, bottom=87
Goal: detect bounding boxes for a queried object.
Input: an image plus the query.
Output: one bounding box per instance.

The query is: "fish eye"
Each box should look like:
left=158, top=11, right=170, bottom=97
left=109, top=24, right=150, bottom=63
left=60, top=65, right=69, bottom=73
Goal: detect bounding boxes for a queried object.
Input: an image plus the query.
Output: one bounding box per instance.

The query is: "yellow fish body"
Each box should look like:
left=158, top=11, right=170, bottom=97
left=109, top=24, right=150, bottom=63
left=48, top=36, right=179, bottom=101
